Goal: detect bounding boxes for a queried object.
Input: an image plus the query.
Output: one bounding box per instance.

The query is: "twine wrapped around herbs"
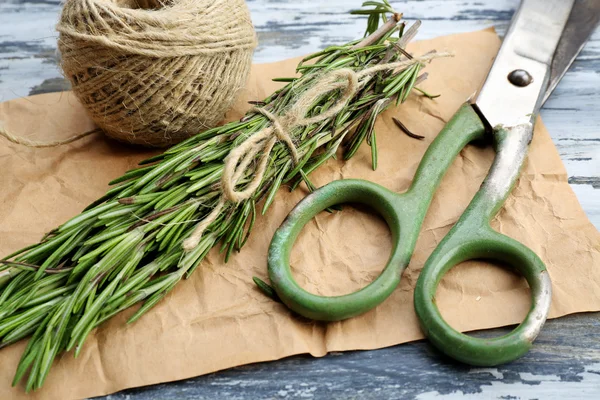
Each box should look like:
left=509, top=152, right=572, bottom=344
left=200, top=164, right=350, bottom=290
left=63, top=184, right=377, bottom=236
left=183, top=52, right=451, bottom=250
left=56, top=0, right=257, bottom=147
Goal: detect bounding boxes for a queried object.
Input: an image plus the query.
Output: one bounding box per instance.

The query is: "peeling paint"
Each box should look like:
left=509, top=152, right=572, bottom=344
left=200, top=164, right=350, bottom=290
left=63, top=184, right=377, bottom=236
left=417, top=363, right=600, bottom=399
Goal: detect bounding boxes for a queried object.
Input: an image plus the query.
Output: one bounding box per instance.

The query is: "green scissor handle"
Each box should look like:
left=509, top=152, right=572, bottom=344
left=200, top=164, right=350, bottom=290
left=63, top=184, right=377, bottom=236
left=267, top=104, right=486, bottom=321
left=267, top=104, right=552, bottom=365
left=414, top=121, right=552, bottom=366
left=268, top=179, right=407, bottom=321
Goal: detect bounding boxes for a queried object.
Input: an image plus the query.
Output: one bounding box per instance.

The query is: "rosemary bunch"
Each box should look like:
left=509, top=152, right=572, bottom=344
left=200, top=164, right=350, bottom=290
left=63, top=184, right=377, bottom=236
left=0, top=2, right=439, bottom=391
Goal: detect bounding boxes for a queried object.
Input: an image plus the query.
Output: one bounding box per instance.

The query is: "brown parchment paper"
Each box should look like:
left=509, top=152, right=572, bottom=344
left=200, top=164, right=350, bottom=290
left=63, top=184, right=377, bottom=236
left=1, top=29, right=599, bottom=400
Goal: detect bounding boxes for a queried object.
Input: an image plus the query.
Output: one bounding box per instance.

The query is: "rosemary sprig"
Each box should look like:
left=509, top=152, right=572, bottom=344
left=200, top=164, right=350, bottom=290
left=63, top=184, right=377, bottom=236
left=0, top=1, right=442, bottom=391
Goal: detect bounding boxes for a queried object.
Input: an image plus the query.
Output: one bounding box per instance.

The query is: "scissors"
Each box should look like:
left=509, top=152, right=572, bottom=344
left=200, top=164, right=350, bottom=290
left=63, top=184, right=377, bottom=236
left=265, top=0, right=599, bottom=366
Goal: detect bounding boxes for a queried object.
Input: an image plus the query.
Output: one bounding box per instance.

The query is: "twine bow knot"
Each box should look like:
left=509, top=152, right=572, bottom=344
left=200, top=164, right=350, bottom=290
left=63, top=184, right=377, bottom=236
left=222, top=68, right=360, bottom=204
left=183, top=52, right=451, bottom=251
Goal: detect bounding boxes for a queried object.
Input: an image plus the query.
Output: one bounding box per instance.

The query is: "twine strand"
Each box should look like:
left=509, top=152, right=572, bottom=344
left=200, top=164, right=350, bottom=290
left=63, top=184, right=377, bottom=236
left=183, top=52, right=452, bottom=251
left=182, top=199, right=226, bottom=251
left=0, top=123, right=99, bottom=148
left=254, top=107, right=300, bottom=164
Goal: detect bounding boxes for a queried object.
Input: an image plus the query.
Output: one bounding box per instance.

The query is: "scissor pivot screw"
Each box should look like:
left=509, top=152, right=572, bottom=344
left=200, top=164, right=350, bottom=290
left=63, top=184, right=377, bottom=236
left=508, top=69, right=533, bottom=87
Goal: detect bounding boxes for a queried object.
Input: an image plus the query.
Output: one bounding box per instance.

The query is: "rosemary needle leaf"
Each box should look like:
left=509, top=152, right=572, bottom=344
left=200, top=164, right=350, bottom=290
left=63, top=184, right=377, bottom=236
left=263, top=160, right=291, bottom=215
left=371, top=131, right=378, bottom=171
left=271, top=77, right=297, bottom=82
left=252, top=277, right=281, bottom=303
left=415, top=86, right=441, bottom=99
left=127, top=291, right=168, bottom=325
left=402, top=64, right=422, bottom=103
left=392, top=117, right=425, bottom=140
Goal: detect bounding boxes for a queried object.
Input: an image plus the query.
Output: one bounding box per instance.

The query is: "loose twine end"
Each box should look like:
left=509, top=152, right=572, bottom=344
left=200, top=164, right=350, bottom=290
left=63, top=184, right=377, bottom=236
left=0, top=122, right=99, bottom=148
left=182, top=198, right=226, bottom=252
left=183, top=51, right=453, bottom=252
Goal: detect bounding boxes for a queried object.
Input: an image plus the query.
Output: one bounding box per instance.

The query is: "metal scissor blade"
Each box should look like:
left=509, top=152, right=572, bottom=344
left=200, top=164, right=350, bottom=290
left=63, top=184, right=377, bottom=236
left=474, top=0, right=575, bottom=129
left=543, top=0, right=600, bottom=104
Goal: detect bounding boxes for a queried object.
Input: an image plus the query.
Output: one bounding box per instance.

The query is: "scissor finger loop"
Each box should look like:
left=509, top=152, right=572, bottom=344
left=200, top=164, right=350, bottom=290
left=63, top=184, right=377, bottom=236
left=267, top=179, right=413, bottom=321
left=414, top=228, right=552, bottom=366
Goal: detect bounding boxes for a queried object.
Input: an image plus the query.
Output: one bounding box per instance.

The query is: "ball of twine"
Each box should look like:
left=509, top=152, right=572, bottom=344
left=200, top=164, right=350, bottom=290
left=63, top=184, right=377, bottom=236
left=57, top=0, right=257, bottom=147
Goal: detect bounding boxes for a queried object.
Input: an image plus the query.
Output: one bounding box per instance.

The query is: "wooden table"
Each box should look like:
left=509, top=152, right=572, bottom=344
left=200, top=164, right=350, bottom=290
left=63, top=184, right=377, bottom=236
left=1, top=0, right=599, bottom=398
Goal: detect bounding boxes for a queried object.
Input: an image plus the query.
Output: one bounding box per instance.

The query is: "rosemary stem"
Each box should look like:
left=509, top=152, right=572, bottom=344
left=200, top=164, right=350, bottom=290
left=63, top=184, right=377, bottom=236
left=352, top=12, right=402, bottom=50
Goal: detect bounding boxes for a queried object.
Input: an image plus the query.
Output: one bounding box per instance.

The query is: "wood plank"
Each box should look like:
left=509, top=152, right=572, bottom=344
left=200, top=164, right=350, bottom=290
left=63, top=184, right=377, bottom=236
left=92, top=313, right=600, bottom=399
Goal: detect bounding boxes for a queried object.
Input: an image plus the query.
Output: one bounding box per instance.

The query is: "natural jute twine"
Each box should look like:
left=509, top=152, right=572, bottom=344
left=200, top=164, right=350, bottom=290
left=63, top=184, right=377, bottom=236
left=55, top=0, right=257, bottom=147
left=0, top=124, right=100, bottom=148
left=182, top=52, right=451, bottom=251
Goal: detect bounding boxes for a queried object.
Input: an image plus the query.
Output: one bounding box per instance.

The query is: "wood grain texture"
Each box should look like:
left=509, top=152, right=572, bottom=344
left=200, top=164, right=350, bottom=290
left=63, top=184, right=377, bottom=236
left=95, top=313, right=600, bottom=399
left=0, top=1, right=599, bottom=399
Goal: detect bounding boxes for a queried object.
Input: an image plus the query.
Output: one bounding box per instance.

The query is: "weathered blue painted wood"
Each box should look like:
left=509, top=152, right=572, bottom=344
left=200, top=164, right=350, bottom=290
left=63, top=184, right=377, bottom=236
left=95, top=314, right=600, bottom=399
left=0, top=1, right=599, bottom=399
